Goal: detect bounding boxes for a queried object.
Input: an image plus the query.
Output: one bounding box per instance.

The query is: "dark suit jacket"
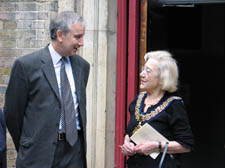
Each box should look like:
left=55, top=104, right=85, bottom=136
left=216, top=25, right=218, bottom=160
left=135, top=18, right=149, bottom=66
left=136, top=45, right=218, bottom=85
left=0, top=108, right=6, bottom=168
left=4, top=45, right=90, bottom=168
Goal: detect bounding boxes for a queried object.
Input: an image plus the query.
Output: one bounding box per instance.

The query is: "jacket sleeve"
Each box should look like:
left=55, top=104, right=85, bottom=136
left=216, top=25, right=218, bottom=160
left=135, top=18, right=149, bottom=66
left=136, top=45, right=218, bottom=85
left=168, top=100, right=194, bottom=151
left=0, top=109, right=6, bottom=155
left=84, top=62, right=90, bottom=87
left=4, top=59, right=29, bottom=151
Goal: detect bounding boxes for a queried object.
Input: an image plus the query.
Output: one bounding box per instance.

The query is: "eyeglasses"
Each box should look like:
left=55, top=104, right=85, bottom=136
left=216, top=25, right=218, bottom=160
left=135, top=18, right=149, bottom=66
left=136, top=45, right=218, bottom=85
left=141, top=66, right=151, bottom=74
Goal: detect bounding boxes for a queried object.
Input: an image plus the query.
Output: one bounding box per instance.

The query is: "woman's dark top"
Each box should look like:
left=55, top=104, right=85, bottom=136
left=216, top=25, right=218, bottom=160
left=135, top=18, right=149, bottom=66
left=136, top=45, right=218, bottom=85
left=125, top=92, right=194, bottom=168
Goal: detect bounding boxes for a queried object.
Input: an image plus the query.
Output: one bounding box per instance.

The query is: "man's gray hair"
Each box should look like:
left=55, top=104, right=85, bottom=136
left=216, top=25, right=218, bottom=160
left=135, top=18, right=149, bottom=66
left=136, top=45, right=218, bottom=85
left=49, top=11, right=86, bottom=40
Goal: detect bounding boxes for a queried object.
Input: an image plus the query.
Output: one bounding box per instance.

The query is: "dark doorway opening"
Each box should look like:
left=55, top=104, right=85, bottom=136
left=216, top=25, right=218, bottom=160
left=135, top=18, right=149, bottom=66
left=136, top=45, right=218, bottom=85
left=147, top=4, right=224, bottom=168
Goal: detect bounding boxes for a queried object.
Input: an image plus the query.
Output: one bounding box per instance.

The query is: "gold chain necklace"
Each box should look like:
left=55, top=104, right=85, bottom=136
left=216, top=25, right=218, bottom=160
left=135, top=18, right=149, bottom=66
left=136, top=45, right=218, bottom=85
left=132, top=92, right=181, bottom=134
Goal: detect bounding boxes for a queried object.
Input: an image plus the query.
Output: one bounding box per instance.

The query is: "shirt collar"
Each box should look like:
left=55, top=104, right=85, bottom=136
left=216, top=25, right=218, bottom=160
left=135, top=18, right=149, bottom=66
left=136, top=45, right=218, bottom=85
left=48, top=43, right=63, bottom=65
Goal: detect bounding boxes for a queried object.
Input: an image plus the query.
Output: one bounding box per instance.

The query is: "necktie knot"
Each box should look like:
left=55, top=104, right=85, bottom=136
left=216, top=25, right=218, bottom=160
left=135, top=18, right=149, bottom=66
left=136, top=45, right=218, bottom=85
left=61, top=56, right=67, bottom=65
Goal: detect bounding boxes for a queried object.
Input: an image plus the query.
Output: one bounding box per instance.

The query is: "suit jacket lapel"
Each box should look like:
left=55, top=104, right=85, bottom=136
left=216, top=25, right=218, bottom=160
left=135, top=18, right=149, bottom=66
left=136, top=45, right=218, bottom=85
left=70, top=56, right=82, bottom=103
left=41, top=46, right=61, bottom=103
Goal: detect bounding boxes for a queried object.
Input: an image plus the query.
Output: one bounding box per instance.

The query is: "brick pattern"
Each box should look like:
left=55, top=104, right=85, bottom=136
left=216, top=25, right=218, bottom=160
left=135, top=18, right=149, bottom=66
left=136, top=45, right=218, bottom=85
left=0, top=1, right=58, bottom=167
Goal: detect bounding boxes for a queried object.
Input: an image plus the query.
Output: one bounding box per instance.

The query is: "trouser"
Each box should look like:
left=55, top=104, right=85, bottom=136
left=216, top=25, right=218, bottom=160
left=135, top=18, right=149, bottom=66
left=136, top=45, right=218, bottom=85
left=52, top=130, right=86, bottom=168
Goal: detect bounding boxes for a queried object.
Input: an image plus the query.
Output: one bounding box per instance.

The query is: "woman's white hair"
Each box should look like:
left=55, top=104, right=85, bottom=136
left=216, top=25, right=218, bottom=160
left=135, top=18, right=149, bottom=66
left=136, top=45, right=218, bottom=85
left=144, top=50, right=178, bottom=93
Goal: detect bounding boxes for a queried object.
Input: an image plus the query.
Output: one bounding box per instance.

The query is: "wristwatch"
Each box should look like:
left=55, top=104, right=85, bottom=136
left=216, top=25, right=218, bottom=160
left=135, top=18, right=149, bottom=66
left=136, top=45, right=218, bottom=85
left=158, top=141, right=162, bottom=152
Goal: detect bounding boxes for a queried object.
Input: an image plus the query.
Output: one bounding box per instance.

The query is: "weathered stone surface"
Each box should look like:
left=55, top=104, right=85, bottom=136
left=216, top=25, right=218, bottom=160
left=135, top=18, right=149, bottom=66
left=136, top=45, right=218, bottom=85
left=3, top=21, right=17, bottom=29
left=0, top=3, right=17, bottom=11
left=0, top=67, right=11, bottom=84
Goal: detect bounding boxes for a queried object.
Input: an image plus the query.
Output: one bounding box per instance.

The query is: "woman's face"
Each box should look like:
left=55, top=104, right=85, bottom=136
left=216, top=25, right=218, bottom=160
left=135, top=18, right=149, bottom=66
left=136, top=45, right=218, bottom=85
left=140, top=59, right=161, bottom=92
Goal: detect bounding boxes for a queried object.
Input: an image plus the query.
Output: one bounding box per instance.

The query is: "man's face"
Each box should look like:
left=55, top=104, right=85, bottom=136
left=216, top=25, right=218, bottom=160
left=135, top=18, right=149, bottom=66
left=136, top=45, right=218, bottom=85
left=60, top=23, right=85, bottom=56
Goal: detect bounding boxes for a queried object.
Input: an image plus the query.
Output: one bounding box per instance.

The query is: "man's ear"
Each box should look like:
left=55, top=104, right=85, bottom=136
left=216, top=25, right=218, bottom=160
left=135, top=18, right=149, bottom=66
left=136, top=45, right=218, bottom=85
left=56, top=30, right=64, bottom=42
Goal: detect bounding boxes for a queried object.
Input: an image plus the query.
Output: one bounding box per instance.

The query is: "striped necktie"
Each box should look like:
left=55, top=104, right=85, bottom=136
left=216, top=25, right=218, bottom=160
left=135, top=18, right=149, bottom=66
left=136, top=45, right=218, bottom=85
left=60, top=57, right=78, bottom=146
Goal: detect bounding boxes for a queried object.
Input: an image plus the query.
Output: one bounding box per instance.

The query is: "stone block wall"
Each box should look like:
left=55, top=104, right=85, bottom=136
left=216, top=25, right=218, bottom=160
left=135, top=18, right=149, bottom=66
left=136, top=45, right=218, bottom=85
left=0, top=0, right=58, bottom=167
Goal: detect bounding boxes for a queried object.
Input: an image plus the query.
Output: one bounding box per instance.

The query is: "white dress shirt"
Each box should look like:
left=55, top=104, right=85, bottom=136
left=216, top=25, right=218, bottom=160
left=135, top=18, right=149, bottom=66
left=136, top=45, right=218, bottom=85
left=48, top=43, right=80, bottom=130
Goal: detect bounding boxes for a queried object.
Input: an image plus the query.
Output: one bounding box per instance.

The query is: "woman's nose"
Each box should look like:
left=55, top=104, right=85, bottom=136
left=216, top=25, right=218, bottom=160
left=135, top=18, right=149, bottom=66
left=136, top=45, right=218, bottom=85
left=140, top=71, right=145, bottom=77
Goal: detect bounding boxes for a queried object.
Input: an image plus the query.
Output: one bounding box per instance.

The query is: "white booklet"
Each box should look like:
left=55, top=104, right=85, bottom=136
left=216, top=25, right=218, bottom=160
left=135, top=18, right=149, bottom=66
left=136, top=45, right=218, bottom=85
left=130, top=123, right=169, bottom=159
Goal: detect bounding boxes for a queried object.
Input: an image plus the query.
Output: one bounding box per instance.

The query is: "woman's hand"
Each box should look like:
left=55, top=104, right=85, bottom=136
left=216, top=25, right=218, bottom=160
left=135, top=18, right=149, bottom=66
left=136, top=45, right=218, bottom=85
left=135, top=141, right=158, bottom=155
left=120, top=135, right=136, bottom=156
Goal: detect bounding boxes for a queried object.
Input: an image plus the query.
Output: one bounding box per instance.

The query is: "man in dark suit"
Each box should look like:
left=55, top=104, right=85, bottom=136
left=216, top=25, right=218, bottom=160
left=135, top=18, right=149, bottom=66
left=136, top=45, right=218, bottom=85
left=0, top=108, right=6, bottom=168
left=4, top=11, right=90, bottom=168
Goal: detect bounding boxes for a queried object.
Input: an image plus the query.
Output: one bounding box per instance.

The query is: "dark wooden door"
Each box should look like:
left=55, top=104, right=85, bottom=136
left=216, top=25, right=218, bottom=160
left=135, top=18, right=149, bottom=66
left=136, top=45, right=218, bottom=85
left=140, top=1, right=225, bottom=167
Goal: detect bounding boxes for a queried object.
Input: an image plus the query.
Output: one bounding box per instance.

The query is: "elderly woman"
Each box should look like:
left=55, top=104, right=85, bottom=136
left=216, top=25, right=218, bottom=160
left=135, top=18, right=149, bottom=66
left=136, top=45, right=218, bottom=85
left=121, top=51, right=194, bottom=168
